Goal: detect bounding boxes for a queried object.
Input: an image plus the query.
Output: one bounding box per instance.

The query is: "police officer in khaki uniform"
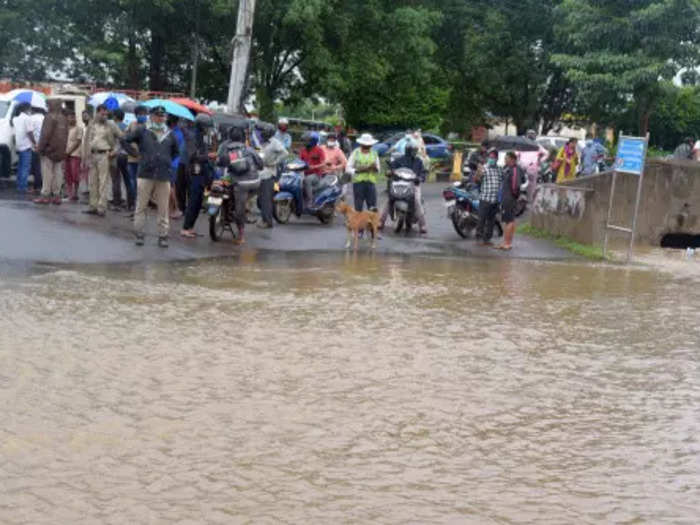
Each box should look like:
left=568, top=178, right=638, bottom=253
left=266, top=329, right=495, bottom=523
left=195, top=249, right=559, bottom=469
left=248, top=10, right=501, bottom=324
left=83, top=104, right=122, bottom=216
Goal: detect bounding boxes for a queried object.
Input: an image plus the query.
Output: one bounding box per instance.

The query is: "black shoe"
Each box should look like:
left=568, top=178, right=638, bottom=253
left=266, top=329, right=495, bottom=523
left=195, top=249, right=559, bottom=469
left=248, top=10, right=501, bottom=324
left=158, top=236, right=169, bottom=248
left=135, top=235, right=145, bottom=246
left=82, top=208, right=98, bottom=215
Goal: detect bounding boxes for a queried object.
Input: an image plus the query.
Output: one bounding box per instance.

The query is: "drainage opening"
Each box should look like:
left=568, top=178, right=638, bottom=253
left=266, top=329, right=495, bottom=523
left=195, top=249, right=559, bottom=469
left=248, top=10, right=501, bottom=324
left=660, top=233, right=700, bottom=249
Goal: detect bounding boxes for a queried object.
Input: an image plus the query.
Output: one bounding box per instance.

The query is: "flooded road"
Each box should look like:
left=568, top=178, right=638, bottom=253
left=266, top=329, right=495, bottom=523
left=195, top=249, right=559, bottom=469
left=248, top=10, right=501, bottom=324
left=0, top=253, right=698, bottom=524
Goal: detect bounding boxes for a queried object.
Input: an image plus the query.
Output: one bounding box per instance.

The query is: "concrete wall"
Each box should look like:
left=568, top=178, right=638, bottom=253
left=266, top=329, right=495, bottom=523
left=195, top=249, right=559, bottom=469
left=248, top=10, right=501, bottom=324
left=531, top=159, right=700, bottom=247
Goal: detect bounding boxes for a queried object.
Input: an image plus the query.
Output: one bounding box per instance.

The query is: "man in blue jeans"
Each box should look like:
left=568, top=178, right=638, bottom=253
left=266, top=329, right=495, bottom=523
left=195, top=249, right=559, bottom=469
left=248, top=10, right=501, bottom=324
left=12, top=103, right=33, bottom=195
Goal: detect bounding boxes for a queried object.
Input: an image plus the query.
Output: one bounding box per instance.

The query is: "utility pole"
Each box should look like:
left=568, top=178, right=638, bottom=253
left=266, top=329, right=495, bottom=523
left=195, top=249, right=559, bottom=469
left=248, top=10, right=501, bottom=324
left=227, top=0, right=256, bottom=114
left=190, top=0, right=200, bottom=98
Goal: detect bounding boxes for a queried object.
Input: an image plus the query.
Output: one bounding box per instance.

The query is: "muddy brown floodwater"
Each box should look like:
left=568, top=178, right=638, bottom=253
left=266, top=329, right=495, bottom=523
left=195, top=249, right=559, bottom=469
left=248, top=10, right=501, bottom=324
left=0, top=253, right=698, bottom=524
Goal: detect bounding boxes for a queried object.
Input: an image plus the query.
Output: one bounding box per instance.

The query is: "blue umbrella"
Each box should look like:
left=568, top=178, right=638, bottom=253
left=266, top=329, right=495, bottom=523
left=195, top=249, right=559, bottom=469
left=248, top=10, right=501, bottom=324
left=143, top=99, right=195, bottom=121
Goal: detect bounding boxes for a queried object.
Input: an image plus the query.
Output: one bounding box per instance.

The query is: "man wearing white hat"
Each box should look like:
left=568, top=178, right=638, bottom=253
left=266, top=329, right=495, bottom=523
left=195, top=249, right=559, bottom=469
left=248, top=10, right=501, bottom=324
left=346, top=133, right=381, bottom=211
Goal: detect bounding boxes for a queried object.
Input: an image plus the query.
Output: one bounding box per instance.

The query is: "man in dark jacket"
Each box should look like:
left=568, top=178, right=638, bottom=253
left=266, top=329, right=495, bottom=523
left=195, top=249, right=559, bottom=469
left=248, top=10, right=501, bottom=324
left=35, top=99, right=68, bottom=205
left=378, top=139, right=428, bottom=234
left=121, top=106, right=180, bottom=248
left=180, top=114, right=214, bottom=238
left=498, top=151, right=528, bottom=251
left=216, top=126, right=263, bottom=244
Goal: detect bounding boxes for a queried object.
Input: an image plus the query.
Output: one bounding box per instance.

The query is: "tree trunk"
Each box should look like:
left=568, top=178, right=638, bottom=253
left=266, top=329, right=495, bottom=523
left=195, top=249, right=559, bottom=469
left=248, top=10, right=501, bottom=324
left=149, top=31, right=165, bottom=91
left=256, top=84, right=275, bottom=122
left=127, top=34, right=139, bottom=89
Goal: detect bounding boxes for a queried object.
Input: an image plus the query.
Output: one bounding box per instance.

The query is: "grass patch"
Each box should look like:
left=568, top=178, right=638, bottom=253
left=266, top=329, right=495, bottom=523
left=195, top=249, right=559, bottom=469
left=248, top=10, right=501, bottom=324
left=517, top=224, right=609, bottom=260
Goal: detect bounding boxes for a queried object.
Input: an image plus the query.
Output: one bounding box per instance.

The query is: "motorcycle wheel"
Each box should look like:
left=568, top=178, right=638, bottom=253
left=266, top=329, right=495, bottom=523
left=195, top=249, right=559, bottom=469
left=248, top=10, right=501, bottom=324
left=317, top=204, right=334, bottom=225
left=452, top=214, right=475, bottom=239
left=273, top=200, right=292, bottom=224
left=394, top=212, right=405, bottom=234
left=209, top=207, right=226, bottom=242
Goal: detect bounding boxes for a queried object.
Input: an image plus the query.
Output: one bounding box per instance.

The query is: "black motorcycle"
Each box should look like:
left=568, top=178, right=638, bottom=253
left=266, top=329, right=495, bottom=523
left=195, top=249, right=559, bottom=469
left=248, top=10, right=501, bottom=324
left=207, top=150, right=261, bottom=241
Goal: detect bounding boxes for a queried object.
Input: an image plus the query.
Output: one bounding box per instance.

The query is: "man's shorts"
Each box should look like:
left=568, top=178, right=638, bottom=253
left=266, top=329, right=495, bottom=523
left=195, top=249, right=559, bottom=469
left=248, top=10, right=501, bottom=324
left=501, top=199, right=517, bottom=224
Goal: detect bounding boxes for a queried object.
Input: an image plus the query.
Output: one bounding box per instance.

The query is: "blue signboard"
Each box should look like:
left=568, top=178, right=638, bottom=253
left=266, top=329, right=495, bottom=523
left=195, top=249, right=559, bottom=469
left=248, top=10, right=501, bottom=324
left=615, top=136, right=647, bottom=175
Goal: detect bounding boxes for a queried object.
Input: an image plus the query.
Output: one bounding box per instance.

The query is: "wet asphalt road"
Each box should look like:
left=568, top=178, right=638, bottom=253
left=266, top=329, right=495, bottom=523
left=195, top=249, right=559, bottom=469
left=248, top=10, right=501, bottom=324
left=0, top=183, right=574, bottom=264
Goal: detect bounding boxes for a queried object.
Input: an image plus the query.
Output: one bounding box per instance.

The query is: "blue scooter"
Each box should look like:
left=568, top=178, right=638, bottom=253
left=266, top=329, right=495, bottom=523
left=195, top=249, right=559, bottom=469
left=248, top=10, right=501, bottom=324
left=273, top=159, right=342, bottom=224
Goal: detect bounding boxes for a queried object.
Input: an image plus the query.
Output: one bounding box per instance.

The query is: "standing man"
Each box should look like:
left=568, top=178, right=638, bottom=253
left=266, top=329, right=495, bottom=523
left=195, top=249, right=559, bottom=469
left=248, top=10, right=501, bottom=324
left=124, top=105, right=149, bottom=214
left=28, top=107, right=45, bottom=194
left=64, top=110, right=84, bottom=201
left=581, top=137, right=608, bottom=176
left=167, top=115, right=185, bottom=219
left=673, top=137, right=694, bottom=160
left=121, top=106, right=180, bottom=247
left=273, top=117, right=292, bottom=150
left=79, top=110, right=93, bottom=196
left=109, top=109, right=128, bottom=210
left=475, top=148, right=502, bottom=247
left=83, top=104, right=122, bottom=216
left=256, top=130, right=288, bottom=229
left=180, top=113, right=215, bottom=238
left=498, top=152, right=528, bottom=251
left=34, top=99, right=68, bottom=205
left=346, top=133, right=380, bottom=211
left=12, top=103, right=33, bottom=196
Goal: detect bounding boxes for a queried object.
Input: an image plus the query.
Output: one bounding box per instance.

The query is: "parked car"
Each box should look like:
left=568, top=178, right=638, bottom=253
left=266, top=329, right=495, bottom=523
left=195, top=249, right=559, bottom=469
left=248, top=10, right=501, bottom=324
left=0, top=93, right=16, bottom=178
left=373, top=132, right=451, bottom=159
left=0, top=91, right=87, bottom=178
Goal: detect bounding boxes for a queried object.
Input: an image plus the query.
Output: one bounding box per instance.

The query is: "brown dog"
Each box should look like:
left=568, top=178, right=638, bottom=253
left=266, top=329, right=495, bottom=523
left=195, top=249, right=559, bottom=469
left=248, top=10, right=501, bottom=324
left=336, top=201, right=380, bottom=250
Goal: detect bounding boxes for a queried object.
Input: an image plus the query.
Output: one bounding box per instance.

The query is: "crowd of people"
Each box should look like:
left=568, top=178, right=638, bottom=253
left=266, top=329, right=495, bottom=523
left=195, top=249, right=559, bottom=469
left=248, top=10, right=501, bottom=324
left=11, top=98, right=621, bottom=252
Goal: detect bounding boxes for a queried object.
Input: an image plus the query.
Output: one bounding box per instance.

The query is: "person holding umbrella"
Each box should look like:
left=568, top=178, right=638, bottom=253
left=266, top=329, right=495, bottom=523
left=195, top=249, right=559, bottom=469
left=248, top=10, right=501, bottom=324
left=120, top=106, right=180, bottom=247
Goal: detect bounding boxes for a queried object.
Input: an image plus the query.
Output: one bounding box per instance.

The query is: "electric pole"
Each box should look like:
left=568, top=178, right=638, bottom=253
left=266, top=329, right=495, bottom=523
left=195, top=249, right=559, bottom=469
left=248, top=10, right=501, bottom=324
left=227, top=0, right=256, bottom=114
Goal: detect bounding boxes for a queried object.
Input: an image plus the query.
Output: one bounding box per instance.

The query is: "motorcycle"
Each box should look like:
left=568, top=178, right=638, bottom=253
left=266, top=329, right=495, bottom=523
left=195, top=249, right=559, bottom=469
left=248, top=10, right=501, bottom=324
left=273, top=159, right=342, bottom=225
left=442, top=179, right=503, bottom=239
left=207, top=153, right=261, bottom=241
left=387, top=167, right=421, bottom=234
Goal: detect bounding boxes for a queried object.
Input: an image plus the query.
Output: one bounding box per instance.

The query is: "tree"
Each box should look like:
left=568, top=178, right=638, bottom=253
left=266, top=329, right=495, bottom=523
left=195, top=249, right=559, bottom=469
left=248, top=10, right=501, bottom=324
left=324, top=1, right=448, bottom=131
left=552, top=0, right=700, bottom=134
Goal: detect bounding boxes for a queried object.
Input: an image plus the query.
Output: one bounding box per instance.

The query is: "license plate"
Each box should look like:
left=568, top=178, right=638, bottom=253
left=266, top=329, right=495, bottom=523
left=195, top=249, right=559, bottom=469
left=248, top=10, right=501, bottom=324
left=444, top=199, right=456, bottom=208
left=208, top=197, right=223, bottom=206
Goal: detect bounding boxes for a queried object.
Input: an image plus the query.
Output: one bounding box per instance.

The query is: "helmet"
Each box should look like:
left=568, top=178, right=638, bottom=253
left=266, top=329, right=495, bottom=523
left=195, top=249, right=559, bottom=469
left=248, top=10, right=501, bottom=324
left=404, top=139, right=418, bottom=159
left=305, top=131, right=319, bottom=148
left=195, top=113, right=213, bottom=129
left=278, top=117, right=289, bottom=126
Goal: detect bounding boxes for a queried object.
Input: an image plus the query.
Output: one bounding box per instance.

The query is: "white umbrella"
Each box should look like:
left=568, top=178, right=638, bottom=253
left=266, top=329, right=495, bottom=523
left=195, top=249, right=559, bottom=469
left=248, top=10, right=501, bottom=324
left=7, top=89, right=48, bottom=111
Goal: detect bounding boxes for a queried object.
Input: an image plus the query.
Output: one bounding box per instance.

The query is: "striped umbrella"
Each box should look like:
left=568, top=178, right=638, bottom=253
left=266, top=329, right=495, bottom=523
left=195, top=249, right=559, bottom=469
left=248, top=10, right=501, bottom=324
left=7, top=89, right=48, bottom=111
left=88, top=92, right=135, bottom=110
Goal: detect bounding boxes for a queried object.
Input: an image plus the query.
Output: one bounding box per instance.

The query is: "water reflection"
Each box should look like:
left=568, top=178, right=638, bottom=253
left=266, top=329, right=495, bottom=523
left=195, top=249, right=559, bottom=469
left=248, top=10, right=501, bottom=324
left=0, top=254, right=698, bottom=524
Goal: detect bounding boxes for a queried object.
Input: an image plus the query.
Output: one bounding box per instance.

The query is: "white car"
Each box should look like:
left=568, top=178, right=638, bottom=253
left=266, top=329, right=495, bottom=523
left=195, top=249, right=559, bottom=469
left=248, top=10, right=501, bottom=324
left=0, top=91, right=87, bottom=179
left=0, top=93, right=17, bottom=179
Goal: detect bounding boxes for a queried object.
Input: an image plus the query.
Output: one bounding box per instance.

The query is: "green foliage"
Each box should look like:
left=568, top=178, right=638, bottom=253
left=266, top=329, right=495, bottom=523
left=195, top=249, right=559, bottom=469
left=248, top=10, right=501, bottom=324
left=553, top=0, right=700, bottom=132
left=517, top=224, right=608, bottom=260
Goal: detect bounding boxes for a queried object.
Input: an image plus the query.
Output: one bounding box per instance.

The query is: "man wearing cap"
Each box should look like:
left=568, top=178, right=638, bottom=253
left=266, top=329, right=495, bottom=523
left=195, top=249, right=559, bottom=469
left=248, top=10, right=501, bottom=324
left=274, top=118, right=292, bottom=150
left=347, top=133, right=381, bottom=211
left=83, top=104, right=122, bottom=216
left=120, top=106, right=180, bottom=247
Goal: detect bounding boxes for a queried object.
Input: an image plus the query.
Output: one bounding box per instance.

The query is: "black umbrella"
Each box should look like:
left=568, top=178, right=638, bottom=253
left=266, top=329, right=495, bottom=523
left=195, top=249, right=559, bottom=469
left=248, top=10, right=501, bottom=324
left=488, top=135, right=540, bottom=152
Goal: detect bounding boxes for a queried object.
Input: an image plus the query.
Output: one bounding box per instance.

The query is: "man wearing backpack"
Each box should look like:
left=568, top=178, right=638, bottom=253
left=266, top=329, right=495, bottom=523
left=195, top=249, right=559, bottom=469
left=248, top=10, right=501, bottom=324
left=216, top=126, right=263, bottom=244
left=498, top=151, right=528, bottom=251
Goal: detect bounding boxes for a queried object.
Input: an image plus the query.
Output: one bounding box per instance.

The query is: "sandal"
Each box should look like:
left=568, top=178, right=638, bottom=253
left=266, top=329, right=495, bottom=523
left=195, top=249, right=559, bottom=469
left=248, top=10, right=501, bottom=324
left=495, top=244, right=512, bottom=251
left=180, top=230, right=197, bottom=239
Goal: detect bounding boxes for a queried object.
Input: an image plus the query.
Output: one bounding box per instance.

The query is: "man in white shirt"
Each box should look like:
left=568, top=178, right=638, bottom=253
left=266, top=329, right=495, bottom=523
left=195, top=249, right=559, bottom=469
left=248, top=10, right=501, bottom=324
left=28, top=109, right=45, bottom=193
left=12, top=103, right=33, bottom=194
